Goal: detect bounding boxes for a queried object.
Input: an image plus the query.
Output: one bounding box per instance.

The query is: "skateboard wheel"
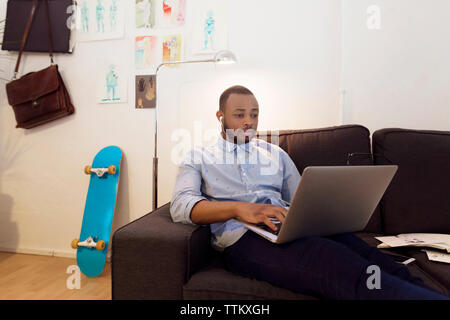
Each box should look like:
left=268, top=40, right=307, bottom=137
left=96, top=240, right=106, bottom=251
left=71, top=239, right=79, bottom=249
left=108, top=165, right=116, bottom=175
left=84, top=165, right=92, bottom=175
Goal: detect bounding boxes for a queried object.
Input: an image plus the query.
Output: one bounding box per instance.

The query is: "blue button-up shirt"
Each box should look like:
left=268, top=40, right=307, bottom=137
left=170, top=134, right=301, bottom=251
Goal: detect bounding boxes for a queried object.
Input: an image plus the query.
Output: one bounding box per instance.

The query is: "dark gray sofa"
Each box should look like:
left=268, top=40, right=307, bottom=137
left=111, top=125, right=450, bottom=299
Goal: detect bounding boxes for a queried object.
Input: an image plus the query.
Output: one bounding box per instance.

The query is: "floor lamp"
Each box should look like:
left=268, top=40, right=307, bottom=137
left=152, top=50, right=237, bottom=210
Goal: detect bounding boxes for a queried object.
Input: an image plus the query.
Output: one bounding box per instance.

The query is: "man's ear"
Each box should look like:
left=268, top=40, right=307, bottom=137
left=216, top=111, right=224, bottom=122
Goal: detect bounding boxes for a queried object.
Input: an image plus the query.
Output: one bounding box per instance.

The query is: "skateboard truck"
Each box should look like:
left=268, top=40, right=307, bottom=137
left=84, top=165, right=116, bottom=177
left=71, top=237, right=106, bottom=251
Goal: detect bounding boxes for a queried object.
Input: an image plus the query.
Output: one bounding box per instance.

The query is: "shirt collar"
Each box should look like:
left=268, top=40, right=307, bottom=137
left=217, top=133, right=255, bottom=154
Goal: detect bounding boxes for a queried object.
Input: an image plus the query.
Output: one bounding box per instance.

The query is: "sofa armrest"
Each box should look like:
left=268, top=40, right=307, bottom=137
left=111, top=203, right=213, bottom=300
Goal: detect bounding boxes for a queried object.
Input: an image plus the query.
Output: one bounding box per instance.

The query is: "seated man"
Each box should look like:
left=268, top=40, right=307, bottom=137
left=170, top=85, right=448, bottom=300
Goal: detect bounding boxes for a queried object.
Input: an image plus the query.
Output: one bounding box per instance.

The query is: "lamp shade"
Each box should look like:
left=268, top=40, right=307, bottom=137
left=214, top=50, right=237, bottom=64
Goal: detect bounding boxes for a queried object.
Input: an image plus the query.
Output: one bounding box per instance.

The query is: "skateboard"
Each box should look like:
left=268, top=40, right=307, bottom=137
left=71, top=146, right=122, bottom=277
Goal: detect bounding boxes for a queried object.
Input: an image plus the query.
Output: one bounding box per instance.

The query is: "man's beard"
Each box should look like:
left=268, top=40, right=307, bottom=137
left=222, top=119, right=256, bottom=144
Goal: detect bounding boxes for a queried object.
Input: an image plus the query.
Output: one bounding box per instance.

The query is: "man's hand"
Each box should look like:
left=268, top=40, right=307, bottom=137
left=235, top=202, right=287, bottom=231
left=190, top=200, right=287, bottom=231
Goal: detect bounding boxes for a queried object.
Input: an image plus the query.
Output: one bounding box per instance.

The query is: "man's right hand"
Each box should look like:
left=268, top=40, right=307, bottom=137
left=234, top=202, right=287, bottom=231
left=190, top=200, right=287, bottom=231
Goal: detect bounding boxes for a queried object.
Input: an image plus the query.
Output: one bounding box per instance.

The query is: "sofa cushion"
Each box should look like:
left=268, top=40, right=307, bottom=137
left=259, top=125, right=373, bottom=172
left=258, top=124, right=381, bottom=233
left=183, top=257, right=318, bottom=300
left=402, top=249, right=450, bottom=294
left=372, top=128, right=450, bottom=235
left=112, top=203, right=215, bottom=299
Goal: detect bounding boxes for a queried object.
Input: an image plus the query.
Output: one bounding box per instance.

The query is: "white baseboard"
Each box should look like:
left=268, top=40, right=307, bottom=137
left=0, top=246, right=76, bottom=259
left=0, top=246, right=111, bottom=262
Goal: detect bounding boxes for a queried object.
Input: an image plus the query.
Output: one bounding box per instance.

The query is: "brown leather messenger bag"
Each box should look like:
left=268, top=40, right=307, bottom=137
left=5, top=0, right=75, bottom=129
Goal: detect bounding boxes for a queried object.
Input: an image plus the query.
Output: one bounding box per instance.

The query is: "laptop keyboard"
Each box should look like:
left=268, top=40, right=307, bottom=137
left=256, top=220, right=282, bottom=236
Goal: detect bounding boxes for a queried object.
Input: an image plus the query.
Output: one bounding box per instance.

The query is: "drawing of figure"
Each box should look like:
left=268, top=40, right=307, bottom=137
left=138, top=77, right=146, bottom=93
left=203, top=10, right=215, bottom=50
left=135, top=45, right=144, bottom=68
left=110, top=0, right=117, bottom=31
left=145, top=76, right=155, bottom=101
left=163, top=0, right=172, bottom=17
left=177, top=0, right=186, bottom=25
left=96, top=0, right=105, bottom=33
left=137, top=97, right=144, bottom=108
left=165, top=36, right=178, bottom=61
left=143, top=37, right=154, bottom=66
left=135, top=36, right=156, bottom=68
left=81, top=1, right=89, bottom=32
left=143, top=0, right=152, bottom=28
left=105, top=65, right=119, bottom=101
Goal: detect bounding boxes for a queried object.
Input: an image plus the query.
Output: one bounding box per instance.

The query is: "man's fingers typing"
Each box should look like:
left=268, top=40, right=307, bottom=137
left=271, top=211, right=285, bottom=224
left=263, top=216, right=278, bottom=231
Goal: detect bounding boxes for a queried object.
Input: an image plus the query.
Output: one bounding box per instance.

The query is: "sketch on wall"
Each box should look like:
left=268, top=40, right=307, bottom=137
left=136, top=0, right=156, bottom=29
left=191, top=0, right=228, bottom=55
left=97, top=60, right=127, bottom=104
left=76, top=0, right=125, bottom=42
left=162, top=34, right=182, bottom=64
left=162, top=0, right=186, bottom=28
left=135, top=75, right=156, bottom=109
left=135, top=35, right=158, bottom=69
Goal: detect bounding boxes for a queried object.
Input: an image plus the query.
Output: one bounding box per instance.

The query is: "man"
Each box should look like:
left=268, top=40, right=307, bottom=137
left=170, top=85, right=448, bottom=300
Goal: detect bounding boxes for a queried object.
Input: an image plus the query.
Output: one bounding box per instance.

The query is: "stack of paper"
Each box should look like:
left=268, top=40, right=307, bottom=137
left=422, top=250, right=450, bottom=264
left=375, top=233, right=450, bottom=264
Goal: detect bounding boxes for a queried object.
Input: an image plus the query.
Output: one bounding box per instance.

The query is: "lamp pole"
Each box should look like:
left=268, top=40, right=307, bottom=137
left=152, top=50, right=237, bottom=210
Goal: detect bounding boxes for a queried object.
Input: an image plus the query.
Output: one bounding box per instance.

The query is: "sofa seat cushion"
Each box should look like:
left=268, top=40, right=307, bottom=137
left=183, top=257, right=318, bottom=300
left=356, top=232, right=449, bottom=296
left=392, top=248, right=449, bottom=295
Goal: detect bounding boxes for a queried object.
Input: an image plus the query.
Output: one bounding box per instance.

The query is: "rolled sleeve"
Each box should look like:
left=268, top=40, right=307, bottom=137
left=170, top=150, right=207, bottom=225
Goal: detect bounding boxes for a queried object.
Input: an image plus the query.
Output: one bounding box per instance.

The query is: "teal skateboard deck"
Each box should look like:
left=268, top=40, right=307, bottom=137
left=72, top=146, right=122, bottom=277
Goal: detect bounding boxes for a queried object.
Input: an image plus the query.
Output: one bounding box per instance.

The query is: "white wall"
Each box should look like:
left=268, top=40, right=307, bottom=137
left=341, top=0, right=450, bottom=132
left=0, top=0, right=342, bottom=257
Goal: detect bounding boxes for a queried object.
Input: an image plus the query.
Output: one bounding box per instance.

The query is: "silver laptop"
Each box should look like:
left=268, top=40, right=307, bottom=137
left=234, top=165, right=398, bottom=244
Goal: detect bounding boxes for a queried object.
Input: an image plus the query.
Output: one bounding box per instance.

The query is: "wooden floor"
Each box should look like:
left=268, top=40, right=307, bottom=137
left=0, top=252, right=111, bottom=300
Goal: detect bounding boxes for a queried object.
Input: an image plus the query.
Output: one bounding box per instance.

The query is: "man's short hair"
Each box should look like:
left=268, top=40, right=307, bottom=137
left=219, top=85, right=254, bottom=112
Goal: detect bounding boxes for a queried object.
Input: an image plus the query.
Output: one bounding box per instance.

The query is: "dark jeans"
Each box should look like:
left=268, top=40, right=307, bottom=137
left=223, top=231, right=449, bottom=300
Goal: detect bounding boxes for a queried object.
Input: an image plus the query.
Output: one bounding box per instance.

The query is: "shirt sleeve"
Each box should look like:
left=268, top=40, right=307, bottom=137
left=280, top=150, right=301, bottom=204
left=170, top=149, right=207, bottom=225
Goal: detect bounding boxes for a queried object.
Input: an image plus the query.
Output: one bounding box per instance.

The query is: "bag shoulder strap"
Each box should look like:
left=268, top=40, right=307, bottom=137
left=43, top=0, right=55, bottom=64
left=13, top=0, right=54, bottom=80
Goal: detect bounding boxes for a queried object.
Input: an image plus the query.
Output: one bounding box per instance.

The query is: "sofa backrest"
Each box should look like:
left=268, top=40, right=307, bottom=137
left=258, top=125, right=381, bottom=233
left=373, top=128, right=450, bottom=235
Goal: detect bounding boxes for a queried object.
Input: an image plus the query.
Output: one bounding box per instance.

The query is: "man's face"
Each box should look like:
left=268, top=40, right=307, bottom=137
left=219, top=93, right=259, bottom=144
